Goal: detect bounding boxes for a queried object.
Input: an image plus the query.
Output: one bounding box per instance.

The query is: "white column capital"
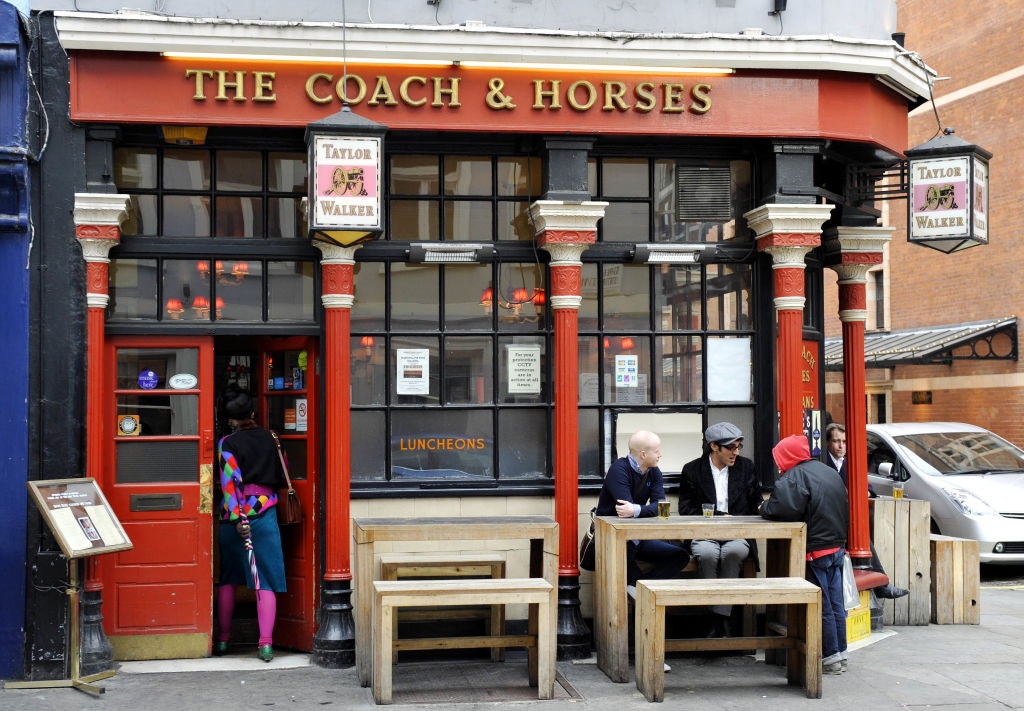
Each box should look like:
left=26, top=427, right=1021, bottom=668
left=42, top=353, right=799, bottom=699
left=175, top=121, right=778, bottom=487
left=541, top=242, right=590, bottom=266
left=832, top=224, right=894, bottom=254
left=74, top=193, right=131, bottom=229
left=528, top=200, right=608, bottom=235
left=314, top=241, right=359, bottom=265
left=744, top=203, right=835, bottom=238
left=765, top=244, right=814, bottom=269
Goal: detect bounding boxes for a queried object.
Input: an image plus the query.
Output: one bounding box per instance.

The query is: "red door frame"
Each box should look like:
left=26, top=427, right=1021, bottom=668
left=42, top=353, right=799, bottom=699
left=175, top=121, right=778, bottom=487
left=100, top=335, right=215, bottom=656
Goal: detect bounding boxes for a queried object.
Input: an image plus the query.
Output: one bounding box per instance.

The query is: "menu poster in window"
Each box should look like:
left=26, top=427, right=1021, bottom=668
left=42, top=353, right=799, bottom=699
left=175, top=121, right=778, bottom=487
left=396, top=349, right=429, bottom=395
left=614, top=355, right=638, bottom=388
left=506, top=345, right=541, bottom=394
left=27, top=478, right=133, bottom=559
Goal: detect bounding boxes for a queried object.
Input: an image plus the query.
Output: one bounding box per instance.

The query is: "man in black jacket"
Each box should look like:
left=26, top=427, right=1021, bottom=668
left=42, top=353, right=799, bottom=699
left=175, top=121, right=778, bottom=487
left=678, top=422, right=763, bottom=637
left=761, top=434, right=850, bottom=675
left=823, top=423, right=908, bottom=600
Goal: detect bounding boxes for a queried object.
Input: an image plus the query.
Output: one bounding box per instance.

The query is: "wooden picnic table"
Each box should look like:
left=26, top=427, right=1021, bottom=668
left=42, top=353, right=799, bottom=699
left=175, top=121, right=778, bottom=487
left=352, top=515, right=559, bottom=688
left=593, top=514, right=808, bottom=682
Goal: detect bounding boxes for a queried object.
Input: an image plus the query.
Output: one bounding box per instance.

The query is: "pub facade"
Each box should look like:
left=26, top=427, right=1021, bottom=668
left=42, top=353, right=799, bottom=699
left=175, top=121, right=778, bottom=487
left=15, top=0, right=930, bottom=680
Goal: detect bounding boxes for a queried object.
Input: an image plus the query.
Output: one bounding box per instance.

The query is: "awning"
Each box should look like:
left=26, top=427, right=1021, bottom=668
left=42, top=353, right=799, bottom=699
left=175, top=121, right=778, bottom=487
left=824, top=317, right=1017, bottom=371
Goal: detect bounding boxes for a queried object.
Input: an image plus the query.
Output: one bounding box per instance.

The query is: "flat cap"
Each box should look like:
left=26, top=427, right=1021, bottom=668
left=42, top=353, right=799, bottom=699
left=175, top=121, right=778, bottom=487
left=705, top=421, right=743, bottom=445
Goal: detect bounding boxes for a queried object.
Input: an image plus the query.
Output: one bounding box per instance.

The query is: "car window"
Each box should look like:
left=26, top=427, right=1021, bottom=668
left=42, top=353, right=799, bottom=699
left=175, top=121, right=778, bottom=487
left=893, top=431, right=1024, bottom=474
left=866, top=434, right=898, bottom=476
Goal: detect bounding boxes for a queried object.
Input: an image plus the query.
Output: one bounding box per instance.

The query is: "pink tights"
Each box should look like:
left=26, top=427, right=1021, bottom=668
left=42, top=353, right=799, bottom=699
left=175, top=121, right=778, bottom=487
left=217, top=585, right=276, bottom=647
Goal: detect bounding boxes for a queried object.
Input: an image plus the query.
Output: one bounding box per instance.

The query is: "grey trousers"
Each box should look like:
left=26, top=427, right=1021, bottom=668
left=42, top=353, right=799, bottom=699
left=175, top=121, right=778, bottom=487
left=690, top=538, right=750, bottom=617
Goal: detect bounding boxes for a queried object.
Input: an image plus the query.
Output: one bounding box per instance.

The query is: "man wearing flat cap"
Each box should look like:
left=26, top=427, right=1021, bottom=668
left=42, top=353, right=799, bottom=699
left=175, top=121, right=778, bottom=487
left=678, top=421, right=763, bottom=637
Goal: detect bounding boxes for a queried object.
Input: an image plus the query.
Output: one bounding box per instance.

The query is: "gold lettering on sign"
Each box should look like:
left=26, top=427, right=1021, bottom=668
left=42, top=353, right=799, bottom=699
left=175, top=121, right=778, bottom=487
left=602, top=81, right=629, bottom=111
left=185, top=69, right=215, bottom=100
left=184, top=69, right=276, bottom=102
left=486, top=77, right=516, bottom=110
left=183, top=67, right=714, bottom=116
left=431, top=77, right=462, bottom=107
left=691, top=83, right=712, bottom=113
left=252, top=71, right=277, bottom=102
left=400, top=76, right=428, bottom=107
left=532, top=80, right=562, bottom=110
left=216, top=70, right=247, bottom=101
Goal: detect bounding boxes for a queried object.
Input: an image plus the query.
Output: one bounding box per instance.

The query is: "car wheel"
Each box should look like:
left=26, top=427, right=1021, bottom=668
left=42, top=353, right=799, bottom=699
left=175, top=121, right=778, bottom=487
left=930, top=518, right=941, bottom=535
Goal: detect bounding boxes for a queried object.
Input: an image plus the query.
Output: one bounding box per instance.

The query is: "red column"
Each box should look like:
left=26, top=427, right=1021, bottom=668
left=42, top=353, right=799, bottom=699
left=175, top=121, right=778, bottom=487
left=74, top=193, right=130, bottom=672
left=316, top=242, right=358, bottom=583
left=311, top=241, right=361, bottom=667
left=74, top=194, right=130, bottom=594
left=530, top=200, right=605, bottom=576
left=829, top=226, right=892, bottom=562
left=746, top=205, right=834, bottom=439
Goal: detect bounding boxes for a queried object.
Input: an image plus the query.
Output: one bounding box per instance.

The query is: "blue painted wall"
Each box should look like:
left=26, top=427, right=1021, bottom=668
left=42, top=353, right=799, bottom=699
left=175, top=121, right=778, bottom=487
left=0, top=0, right=30, bottom=679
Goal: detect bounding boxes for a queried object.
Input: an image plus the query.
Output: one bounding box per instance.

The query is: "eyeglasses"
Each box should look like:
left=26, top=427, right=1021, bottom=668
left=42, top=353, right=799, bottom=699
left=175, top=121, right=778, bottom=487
left=719, top=442, right=743, bottom=452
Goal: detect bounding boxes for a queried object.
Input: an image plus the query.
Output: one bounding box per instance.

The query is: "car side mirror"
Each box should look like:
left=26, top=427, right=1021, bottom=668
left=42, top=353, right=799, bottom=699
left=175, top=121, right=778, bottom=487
left=878, top=462, right=893, bottom=478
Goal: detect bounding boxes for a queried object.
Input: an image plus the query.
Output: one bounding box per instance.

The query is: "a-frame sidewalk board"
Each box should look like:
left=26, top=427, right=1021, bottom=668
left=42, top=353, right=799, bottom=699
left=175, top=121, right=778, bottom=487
left=7, top=478, right=134, bottom=696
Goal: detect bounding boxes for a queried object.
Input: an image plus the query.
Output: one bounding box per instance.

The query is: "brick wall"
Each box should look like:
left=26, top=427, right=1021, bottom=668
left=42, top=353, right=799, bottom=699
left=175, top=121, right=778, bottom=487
left=825, top=1, right=1024, bottom=446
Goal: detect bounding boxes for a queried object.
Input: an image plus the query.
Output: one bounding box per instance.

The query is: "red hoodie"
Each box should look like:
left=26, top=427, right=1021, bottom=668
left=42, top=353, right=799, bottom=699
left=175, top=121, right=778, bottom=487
left=772, top=434, right=809, bottom=474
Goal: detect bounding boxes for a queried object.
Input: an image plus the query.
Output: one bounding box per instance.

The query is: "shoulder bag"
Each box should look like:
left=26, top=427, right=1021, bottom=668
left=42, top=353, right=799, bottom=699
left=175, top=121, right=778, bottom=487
left=578, top=507, right=597, bottom=571
left=270, top=431, right=302, bottom=526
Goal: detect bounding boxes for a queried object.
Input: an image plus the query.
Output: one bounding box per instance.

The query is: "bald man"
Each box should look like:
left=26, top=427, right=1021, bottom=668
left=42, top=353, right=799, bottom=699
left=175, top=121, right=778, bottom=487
left=595, top=430, right=690, bottom=590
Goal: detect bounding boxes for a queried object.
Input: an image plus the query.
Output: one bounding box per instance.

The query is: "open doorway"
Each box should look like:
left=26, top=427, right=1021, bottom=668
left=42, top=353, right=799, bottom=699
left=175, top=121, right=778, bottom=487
left=212, top=336, right=319, bottom=653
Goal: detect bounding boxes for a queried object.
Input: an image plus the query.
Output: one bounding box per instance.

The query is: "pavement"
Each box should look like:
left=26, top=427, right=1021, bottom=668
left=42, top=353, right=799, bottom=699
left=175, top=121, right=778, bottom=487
left=2, top=585, right=1023, bottom=710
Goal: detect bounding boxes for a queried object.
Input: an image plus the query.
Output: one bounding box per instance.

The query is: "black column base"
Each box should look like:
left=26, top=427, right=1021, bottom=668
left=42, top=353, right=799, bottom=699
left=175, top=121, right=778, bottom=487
left=311, top=579, right=355, bottom=668
left=556, top=574, right=592, bottom=661
left=79, top=589, right=114, bottom=677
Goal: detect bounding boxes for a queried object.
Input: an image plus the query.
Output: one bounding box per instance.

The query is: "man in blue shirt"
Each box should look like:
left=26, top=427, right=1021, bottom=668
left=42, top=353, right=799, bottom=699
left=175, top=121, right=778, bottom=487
left=596, top=430, right=690, bottom=591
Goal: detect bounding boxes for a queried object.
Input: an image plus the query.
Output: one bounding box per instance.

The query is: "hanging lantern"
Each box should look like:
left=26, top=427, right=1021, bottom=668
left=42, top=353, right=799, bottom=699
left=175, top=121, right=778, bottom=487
left=905, top=129, right=992, bottom=253
left=305, top=108, right=388, bottom=247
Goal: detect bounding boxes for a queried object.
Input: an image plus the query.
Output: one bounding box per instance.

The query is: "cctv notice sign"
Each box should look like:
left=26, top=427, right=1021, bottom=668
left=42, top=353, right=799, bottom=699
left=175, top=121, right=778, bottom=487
left=27, top=478, right=133, bottom=559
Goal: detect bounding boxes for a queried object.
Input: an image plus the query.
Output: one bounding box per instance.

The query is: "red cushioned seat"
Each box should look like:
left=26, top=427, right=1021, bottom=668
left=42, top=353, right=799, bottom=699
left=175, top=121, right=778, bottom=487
left=852, top=568, right=888, bottom=591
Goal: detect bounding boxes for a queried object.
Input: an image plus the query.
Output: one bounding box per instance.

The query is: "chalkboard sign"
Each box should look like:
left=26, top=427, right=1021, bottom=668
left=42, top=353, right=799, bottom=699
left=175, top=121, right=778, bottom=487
left=27, top=478, right=133, bottom=559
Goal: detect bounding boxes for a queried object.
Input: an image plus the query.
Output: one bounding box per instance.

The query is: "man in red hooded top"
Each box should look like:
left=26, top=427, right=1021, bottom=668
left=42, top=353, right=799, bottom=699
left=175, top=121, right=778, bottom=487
left=760, top=434, right=850, bottom=675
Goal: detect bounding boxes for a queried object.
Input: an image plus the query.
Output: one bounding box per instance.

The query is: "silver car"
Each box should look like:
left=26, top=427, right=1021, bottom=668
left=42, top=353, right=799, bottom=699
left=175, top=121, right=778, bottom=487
left=865, top=422, right=1024, bottom=565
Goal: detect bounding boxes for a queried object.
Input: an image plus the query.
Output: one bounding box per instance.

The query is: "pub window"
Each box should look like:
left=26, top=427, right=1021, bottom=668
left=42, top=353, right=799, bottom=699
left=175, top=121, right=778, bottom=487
left=113, top=147, right=307, bottom=239
left=108, top=256, right=316, bottom=325
left=351, top=260, right=549, bottom=484
left=109, top=144, right=316, bottom=325
left=588, top=157, right=753, bottom=244
left=577, top=259, right=756, bottom=480
left=387, top=154, right=541, bottom=242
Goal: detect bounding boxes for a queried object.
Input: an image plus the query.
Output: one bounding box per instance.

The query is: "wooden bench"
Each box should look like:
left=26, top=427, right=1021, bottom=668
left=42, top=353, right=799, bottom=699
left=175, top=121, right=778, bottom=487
left=929, top=535, right=980, bottom=624
left=379, top=553, right=507, bottom=662
left=372, top=577, right=555, bottom=705
left=634, top=578, right=822, bottom=703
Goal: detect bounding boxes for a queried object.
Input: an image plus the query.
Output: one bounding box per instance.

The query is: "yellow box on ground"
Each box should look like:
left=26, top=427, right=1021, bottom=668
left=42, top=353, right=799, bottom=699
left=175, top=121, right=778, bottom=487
left=846, top=590, right=871, bottom=642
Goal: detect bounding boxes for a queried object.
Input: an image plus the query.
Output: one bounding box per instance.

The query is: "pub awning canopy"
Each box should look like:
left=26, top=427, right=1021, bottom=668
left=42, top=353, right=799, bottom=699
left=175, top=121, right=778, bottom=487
left=824, top=317, right=1017, bottom=371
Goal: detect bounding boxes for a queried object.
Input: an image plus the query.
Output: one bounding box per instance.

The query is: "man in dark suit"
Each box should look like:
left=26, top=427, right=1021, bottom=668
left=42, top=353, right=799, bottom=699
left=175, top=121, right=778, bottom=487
left=823, top=423, right=908, bottom=600
left=678, top=422, right=763, bottom=637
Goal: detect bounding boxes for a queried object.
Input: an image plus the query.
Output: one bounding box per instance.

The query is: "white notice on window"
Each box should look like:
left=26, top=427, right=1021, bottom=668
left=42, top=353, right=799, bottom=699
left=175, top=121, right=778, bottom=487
left=506, top=345, right=541, bottom=394
left=396, top=349, right=430, bottom=395
left=615, top=354, right=639, bottom=388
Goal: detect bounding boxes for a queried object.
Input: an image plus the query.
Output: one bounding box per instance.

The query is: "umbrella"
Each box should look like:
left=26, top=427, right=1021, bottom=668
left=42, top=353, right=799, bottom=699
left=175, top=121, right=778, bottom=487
left=238, top=514, right=260, bottom=590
